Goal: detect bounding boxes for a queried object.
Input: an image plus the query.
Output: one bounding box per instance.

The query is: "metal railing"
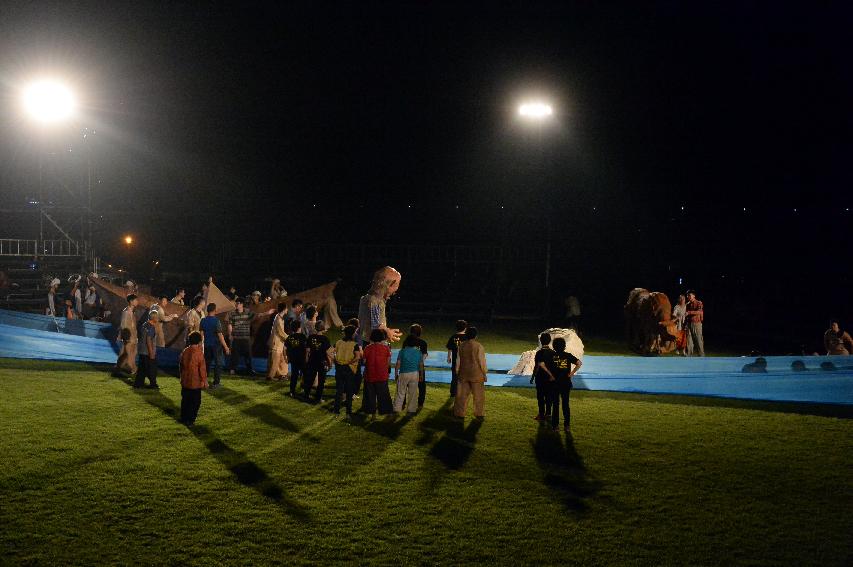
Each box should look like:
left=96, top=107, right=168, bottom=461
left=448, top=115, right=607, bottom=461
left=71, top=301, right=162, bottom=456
left=0, top=239, right=37, bottom=256
left=0, top=238, right=80, bottom=257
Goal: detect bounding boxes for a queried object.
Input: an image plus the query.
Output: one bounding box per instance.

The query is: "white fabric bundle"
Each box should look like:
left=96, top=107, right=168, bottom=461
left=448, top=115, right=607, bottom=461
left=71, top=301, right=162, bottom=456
left=508, top=328, right=585, bottom=376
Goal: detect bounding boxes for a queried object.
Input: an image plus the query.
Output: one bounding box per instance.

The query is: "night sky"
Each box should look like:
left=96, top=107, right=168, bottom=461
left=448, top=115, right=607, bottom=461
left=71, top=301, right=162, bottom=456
left=0, top=1, right=851, bottom=347
left=3, top=2, right=850, bottom=211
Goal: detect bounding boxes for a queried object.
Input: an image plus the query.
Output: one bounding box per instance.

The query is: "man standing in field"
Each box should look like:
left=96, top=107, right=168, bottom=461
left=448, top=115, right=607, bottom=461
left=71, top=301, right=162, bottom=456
left=185, top=296, right=205, bottom=346
left=227, top=298, right=256, bottom=375
left=454, top=326, right=487, bottom=419
left=445, top=319, right=467, bottom=398
left=200, top=303, right=230, bottom=389
left=685, top=290, right=705, bottom=357
left=149, top=296, right=177, bottom=348
left=115, top=294, right=139, bottom=375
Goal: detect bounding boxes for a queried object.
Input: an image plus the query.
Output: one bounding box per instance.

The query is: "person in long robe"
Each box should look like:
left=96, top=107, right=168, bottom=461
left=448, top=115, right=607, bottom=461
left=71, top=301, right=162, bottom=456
left=115, top=294, right=140, bottom=375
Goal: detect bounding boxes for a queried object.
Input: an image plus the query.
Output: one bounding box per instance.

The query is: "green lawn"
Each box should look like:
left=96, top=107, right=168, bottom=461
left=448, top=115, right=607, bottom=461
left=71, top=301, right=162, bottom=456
left=1, top=359, right=851, bottom=565
left=396, top=321, right=633, bottom=356
left=361, top=320, right=733, bottom=357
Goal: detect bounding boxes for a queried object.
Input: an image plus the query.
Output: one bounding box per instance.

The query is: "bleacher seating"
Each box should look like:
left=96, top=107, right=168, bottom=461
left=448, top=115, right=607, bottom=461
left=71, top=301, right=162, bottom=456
left=0, top=256, right=86, bottom=313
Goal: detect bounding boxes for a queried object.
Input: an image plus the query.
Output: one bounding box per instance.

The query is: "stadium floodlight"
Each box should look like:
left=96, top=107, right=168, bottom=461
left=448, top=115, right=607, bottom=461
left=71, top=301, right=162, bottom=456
left=518, top=101, right=553, bottom=119
left=22, top=80, right=76, bottom=124
left=124, top=235, right=133, bottom=245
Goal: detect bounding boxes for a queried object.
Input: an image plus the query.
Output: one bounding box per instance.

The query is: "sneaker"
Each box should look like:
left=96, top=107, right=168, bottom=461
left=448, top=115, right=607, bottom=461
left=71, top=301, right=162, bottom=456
left=209, top=383, right=221, bottom=390
left=534, top=414, right=545, bottom=421
left=352, top=394, right=360, bottom=400
left=563, top=425, right=571, bottom=433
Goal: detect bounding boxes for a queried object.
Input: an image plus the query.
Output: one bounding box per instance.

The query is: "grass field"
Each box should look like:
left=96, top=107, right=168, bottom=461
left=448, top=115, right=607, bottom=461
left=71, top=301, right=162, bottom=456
left=398, top=321, right=632, bottom=356
left=1, top=358, right=851, bottom=565
left=341, top=320, right=736, bottom=357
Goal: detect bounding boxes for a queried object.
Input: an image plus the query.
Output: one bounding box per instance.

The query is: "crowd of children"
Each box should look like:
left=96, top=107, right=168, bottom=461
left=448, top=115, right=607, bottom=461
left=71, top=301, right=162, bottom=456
left=114, top=292, right=583, bottom=434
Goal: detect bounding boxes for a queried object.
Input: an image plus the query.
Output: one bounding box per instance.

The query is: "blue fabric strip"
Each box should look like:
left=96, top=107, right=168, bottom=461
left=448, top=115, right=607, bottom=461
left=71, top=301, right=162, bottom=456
left=1, top=322, right=851, bottom=405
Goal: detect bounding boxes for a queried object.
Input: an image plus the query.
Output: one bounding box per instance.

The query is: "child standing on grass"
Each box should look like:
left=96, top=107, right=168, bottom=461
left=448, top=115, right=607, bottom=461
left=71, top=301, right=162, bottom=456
left=361, top=329, right=393, bottom=415
left=445, top=319, right=467, bottom=398
left=333, top=325, right=362, bottom=416
left=393, top=335, right=424, bottom=414
left=304, top=321, right=333, bottom=403
left=133, top=311, right=160, bottom=389
left=285, top=319, right=308, bottom=398
left=179, top=331, right=208, bottom=426
left=541, top=337, right=582, bottom=433
left=531, top=332, right=554, bottom=422
left=347, top=317, right=364, bottom=398
left=408, top=323, right=428, bottom=408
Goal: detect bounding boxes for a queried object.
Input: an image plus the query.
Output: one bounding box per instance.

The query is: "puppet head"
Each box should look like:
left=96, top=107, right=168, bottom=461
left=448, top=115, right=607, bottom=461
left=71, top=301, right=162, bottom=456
left=369, top=266, right=401, bottom=300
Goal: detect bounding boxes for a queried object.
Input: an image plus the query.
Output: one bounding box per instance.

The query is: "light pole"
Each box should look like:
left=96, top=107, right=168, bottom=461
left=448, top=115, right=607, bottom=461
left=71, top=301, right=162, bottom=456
left=20, top=79, right=80, bottom=256
left=518, top=100, right=554, bottom=320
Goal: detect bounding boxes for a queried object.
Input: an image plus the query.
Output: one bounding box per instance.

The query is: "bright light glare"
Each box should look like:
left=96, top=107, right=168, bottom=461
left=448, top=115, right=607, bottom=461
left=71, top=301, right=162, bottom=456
left=518, top=102, right=553, bottom=119
left=22, top=80, right=76, bottom=123
left=124, top=235, right=133, bottom=245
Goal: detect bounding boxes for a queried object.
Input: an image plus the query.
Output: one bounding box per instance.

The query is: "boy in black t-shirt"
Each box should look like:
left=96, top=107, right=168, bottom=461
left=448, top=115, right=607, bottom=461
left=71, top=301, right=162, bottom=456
left=305, top=321, right=333, bottom=403
left=409, top=323, right=429, bottom=407
left=285, top=319, right=308, bottom=397
left=445, top=319, right=467, bottom=397
left=531, top=332, right=554, bottom=421
left=540, top=337, right=582, bottom=433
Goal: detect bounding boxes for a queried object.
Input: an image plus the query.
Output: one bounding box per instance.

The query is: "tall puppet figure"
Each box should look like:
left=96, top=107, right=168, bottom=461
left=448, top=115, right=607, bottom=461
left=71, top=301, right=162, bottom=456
left=358, top=266, right=402, bottom=343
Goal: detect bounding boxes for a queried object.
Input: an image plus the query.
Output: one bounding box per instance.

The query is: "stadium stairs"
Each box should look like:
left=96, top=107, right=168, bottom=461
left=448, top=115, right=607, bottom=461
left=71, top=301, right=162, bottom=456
left=0, top=255, right=86, bottom=313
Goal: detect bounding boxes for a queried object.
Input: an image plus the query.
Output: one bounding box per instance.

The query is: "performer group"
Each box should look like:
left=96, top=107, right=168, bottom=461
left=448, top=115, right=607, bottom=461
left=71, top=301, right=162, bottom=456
left=106, top=266, right=586, bottom=433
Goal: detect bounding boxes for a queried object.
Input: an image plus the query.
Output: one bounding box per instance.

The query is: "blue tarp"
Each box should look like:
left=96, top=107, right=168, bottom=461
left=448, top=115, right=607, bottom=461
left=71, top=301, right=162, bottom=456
left=0, top=308, right=112, bottom=340
left=1, top=322, right=851, bottom=405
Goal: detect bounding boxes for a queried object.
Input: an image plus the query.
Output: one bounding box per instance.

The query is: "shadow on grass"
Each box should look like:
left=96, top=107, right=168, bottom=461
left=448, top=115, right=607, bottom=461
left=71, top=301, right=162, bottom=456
left=113, top=374, right=309, bottom=520
left=428, top=417, right=483, bottom=471
left=532, top=425, right=602, bottom=513
left=356, top=412, right=414, bottom=441
left=414, top=398, right=455, bottom=447
left=208, top=386, right=301, bottom=434
left=417, top=398, right=485, bottom=470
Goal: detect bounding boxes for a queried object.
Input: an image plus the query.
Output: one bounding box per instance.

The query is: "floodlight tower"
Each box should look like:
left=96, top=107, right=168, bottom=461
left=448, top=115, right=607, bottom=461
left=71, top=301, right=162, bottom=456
left=518, top=99, right=555, bottom=319
left=20, top=79, right=94, bottom=267
left=22, top=80, right=77, bottom=124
